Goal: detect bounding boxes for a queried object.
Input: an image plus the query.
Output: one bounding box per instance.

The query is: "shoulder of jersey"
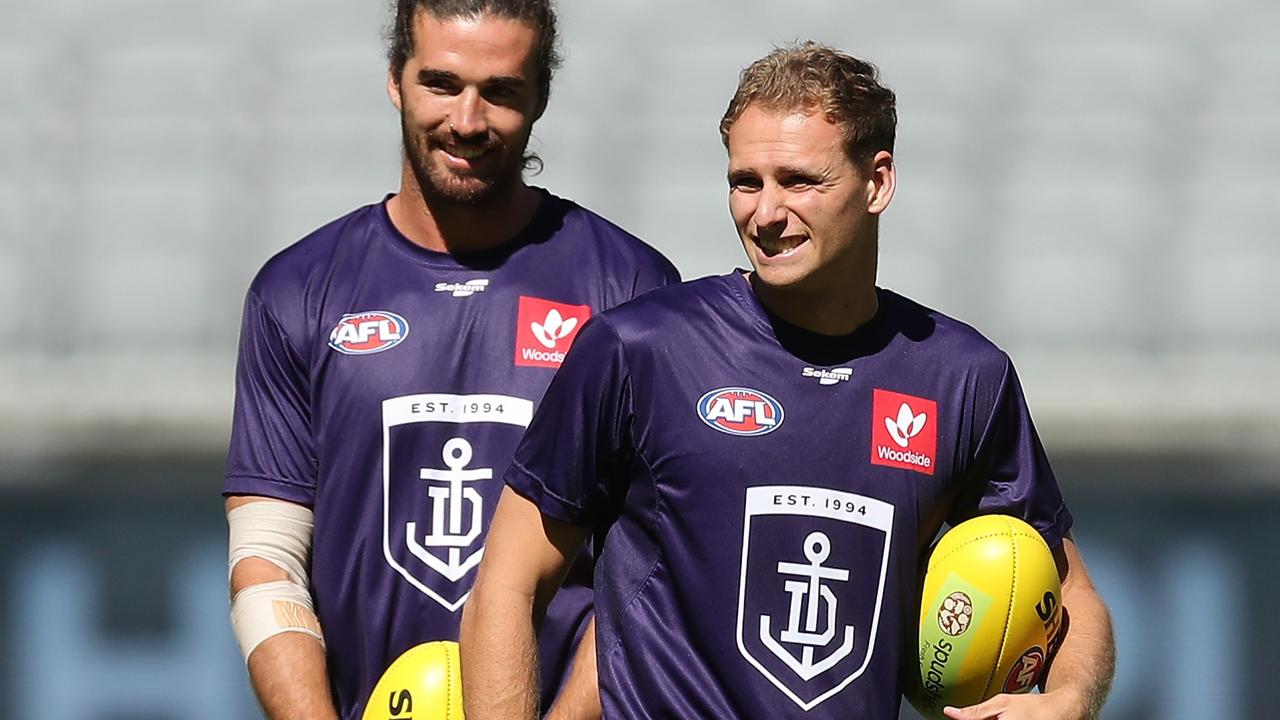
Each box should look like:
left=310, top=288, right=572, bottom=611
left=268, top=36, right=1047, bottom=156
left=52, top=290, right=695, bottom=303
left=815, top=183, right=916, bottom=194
left=879, top=289, right=1007, bottom=369
left=551, top=197, right=677, bottom=275
left=593, top=276, right=718, bottom=338
left=248, top=203, right=383, bottom=305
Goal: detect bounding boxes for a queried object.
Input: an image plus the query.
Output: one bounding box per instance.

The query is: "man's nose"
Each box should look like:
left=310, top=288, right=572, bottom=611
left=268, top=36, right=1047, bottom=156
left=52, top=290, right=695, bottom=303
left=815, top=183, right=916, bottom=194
left=450, top=87, right=488, bottom=139
left=753, top=186, right=788, bottom=231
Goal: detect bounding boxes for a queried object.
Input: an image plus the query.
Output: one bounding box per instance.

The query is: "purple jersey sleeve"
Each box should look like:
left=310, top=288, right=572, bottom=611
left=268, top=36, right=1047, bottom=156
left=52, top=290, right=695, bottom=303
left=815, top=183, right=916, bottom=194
left=949, top=354, right=1073, bottom=547
left=224, top=288, right=317, bottom=505
left=504, top=316, right=632, bottom=525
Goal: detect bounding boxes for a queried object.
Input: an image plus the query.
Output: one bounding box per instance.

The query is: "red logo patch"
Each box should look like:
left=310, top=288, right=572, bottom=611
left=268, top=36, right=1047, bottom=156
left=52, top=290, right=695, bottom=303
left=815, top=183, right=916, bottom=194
left=514, top=296, right=591, bottom=368
left=870, top=389, right=937, bottom=475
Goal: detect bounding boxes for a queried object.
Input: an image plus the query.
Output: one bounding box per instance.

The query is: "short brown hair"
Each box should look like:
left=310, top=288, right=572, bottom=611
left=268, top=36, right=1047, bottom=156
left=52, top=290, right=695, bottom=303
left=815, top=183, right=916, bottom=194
left=720, top=42, right=897, bottom=163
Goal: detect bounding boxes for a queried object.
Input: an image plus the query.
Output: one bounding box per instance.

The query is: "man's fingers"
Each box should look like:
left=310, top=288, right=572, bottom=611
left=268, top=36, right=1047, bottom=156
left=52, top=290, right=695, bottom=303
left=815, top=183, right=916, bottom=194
left=943, top=695, right=1007, bottom=719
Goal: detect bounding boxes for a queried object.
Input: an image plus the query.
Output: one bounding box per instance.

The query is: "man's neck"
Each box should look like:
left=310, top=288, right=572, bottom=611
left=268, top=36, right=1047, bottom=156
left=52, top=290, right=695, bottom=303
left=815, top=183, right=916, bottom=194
left=386, top=177, right=541, bottom=254
left=748, top=272, right=879, bottom=337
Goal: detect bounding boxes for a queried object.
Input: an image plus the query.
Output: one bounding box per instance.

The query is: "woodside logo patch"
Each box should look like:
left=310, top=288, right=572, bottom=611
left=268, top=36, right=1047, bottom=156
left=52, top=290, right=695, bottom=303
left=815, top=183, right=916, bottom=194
left=870, top=389, right=937, bottom=475
left=514, top=296, right=591, bottom=368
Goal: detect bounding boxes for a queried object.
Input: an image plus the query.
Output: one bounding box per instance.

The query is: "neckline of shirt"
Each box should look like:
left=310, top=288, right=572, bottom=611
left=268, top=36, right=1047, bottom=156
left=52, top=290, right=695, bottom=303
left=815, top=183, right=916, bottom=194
left=723, top=270, right=894, bottom=362
left=375, top=187, right=560, bottom=269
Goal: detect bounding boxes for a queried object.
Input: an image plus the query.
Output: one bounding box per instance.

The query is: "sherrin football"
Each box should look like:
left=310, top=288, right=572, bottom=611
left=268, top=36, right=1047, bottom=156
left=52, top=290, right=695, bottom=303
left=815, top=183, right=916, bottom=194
left=906, top=515, right=1063, bottom=720
left=362, top=640, right=464, bottom=720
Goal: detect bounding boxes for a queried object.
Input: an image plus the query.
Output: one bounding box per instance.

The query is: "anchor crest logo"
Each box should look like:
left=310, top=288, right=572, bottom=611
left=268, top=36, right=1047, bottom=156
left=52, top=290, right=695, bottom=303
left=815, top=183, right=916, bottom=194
left=737, top=486, right=895, bottom=710
left=759, top=532, right=857, bottom=681
left=404, top=437, right=488, bottom=583
left=382, top=393, right=534, bottom=611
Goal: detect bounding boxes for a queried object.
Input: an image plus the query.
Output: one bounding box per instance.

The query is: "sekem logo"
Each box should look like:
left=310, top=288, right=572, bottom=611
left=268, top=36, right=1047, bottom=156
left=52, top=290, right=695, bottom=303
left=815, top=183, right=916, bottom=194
left=870, top=389, right=937, bottom=475
left=514, top=296, right=591, bottom=368
left=698, top=387, right=785, bottom=436
left=435, top=279, right=489, bottom=298
left=328, top=311, right=409, bottom=355
left=803, top=367, right=852, bottom=386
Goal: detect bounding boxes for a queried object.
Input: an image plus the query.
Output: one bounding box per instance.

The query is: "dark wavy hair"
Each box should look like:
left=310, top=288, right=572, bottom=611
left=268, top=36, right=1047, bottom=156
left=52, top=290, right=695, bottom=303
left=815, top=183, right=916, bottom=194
left=386, top=0, right=562, bottom=109
left=721, top=42, right=897, bottom=164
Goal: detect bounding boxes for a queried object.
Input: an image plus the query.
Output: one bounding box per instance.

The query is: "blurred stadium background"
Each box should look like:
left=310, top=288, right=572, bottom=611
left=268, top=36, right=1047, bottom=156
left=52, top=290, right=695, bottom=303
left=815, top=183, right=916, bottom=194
left=1, top=0, right=1276, bottom=717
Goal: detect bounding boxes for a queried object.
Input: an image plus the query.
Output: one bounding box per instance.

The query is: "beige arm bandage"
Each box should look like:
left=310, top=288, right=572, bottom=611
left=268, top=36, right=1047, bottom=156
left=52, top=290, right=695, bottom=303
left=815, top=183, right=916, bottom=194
left=228, top=500, right=323, bottom=660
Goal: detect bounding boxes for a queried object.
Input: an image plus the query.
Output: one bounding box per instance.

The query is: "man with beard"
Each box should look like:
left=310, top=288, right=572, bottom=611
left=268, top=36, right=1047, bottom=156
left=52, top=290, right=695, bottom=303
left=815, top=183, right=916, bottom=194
left=222, top=2, right=678, bottom=719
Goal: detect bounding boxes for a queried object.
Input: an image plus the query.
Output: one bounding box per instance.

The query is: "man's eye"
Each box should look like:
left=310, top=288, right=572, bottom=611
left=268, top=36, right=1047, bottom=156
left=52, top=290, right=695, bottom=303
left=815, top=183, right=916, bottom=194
left=484, top=86, right=519, bottom=104
left=783, top=176, right=816, bottom=188
left=730, top=177, right=761, bottom=191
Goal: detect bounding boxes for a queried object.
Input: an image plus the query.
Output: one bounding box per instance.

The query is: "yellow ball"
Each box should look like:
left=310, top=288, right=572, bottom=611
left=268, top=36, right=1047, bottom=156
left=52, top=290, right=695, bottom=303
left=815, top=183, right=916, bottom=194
left=906, top=515, right=1063, bottom=720
left=362, top=641, right=464, bottom=720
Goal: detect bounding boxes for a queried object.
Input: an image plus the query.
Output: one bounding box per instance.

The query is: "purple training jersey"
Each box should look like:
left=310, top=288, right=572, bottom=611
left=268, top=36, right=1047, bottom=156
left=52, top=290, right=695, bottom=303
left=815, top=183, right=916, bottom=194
left=506, top=272, right=1072, bottom=719
left=225, top=189, right=678, bottom=719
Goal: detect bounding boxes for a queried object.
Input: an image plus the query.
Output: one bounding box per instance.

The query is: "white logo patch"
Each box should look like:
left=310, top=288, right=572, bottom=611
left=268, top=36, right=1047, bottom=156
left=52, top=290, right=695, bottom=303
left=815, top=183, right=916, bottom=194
left=738, top=486, right=894, bottom=710
left=531, top=308, right=578, bottom=349
left=885, top=403, right=927, bottom=448
left=435, top=279, right=490, bottom=298
left=382, top=394, right=533, bottom=611
left=802, top=367, right=852, bottom=386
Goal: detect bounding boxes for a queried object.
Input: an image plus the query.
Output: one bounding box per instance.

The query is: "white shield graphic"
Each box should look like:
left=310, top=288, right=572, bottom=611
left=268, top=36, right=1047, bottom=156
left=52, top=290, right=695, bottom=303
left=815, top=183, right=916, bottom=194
left=737, top=485, right=894, bottom=710
left=382, top=393, right=533, bottom=611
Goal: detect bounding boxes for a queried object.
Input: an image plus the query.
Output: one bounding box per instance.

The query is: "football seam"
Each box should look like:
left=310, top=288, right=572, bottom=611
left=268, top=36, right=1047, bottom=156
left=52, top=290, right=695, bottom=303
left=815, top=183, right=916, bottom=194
left=447, top=644, right=457, bottom=720
left=984, top=524, right=1018, bottom=698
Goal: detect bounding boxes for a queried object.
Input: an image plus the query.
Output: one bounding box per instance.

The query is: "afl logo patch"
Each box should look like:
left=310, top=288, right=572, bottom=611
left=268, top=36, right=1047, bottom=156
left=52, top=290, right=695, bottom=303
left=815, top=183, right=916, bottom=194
left=1003, top=647, right=1046, bottom=693
left=328, top=311, right=409, bottom=355
left=697, top=387, right=784, bottom=436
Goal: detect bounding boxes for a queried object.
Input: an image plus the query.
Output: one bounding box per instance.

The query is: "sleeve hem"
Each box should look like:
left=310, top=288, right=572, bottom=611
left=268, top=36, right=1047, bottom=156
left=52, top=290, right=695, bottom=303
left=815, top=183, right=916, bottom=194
left=1039, top=504, right=1075, bottom=550
left=504, top=461, right=592, bottom=526
left=223, top=474, right=315, bottom=507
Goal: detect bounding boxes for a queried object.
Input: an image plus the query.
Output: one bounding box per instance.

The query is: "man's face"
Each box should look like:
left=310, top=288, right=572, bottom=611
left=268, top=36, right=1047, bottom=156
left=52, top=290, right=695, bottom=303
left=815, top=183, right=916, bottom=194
left=727, top=106, right=883, bottom=297
left=390, top=12, right=542, bottom=206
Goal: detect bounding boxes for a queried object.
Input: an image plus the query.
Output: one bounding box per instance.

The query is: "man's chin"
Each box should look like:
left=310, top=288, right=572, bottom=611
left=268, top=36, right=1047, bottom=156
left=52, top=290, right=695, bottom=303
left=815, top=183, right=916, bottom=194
left=749, top=264, right=802, bottom=287
left=424, top=184, right=493, bottom=206
left=421, top=172, right=506, bottom=206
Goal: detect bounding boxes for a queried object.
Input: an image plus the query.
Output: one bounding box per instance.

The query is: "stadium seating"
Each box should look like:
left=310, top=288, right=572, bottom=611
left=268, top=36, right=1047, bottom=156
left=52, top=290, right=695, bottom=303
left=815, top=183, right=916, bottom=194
left=2, top=0, right=1276, bottom=454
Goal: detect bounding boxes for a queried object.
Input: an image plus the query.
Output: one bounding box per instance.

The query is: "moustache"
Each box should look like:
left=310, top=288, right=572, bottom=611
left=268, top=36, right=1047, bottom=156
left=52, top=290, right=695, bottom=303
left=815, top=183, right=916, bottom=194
left=428, top=130, right=500, bottom=154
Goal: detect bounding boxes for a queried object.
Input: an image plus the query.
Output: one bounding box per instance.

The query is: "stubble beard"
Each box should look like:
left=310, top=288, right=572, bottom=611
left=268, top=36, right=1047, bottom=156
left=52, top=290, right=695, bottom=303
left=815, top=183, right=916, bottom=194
left=401, top=114, right=527, bottom=208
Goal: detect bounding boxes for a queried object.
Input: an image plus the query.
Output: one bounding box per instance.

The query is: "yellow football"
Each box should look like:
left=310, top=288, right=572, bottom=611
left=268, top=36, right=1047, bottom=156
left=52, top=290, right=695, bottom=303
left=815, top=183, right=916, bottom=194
left=362, top=640, right=464, bottom=720
left=906, top=515, right=1063, bottom=720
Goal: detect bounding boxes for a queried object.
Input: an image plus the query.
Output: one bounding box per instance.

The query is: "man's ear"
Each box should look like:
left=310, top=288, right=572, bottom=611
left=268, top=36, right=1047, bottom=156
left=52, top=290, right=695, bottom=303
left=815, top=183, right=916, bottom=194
left=866, top=150, right=896, bottom=215
left=531, top=93, right=548, bottom=124
left=388, top=67, right=403, bottom=112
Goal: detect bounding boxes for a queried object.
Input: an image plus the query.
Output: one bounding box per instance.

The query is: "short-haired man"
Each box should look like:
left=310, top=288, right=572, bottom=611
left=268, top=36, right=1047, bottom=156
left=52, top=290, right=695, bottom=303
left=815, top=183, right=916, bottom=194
left=223, top=2, right=678, bottom=719
left=461, top=43, right=1115, bottom=719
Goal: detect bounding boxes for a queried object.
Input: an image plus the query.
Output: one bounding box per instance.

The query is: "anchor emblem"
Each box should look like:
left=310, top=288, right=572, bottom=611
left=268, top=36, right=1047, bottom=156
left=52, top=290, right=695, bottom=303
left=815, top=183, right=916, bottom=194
left=760, top=532, right=856, bottom=680
left=405, top=437, right=488, bottom=582
left=736, top=485, right=894, bottom=710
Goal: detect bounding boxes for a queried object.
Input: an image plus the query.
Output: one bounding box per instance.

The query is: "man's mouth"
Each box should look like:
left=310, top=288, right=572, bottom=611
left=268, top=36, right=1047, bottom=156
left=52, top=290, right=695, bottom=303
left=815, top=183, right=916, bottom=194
left=755, top=235, right=807, bottom=258
left=442, top=144, right=490, bottom=161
